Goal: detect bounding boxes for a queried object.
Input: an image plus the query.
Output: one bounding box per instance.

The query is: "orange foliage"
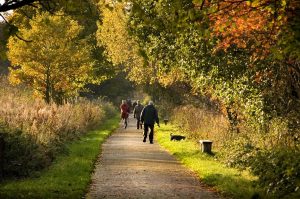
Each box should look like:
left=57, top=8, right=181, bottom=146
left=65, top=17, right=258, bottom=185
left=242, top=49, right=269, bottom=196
left=204, top=0, right=287, bottom=56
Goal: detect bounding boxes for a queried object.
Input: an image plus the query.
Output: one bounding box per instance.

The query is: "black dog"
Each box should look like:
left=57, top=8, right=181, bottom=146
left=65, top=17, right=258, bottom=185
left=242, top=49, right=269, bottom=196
left=170, top=133, right=186, bottom=141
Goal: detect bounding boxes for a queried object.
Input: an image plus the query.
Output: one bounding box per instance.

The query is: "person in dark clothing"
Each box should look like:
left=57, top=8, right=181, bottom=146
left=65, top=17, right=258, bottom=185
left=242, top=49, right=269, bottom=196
left=133, top=100, right=144, bottom=129
left=140, top=101, right=160, bottom=144
left=132, top=101, right=137, bottom=111
left=126, top=98, right=132, bottom=113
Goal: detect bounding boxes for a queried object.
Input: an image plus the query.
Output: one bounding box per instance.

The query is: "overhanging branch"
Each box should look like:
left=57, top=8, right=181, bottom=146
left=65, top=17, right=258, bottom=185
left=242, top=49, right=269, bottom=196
left=0, top=0, right=38, bottom=12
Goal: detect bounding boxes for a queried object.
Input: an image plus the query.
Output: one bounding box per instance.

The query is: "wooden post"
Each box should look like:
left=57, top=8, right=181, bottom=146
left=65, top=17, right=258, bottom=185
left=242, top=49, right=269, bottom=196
left=199, top=140, right=213, bottom=154
left=163, top=119, right=169, bottom=125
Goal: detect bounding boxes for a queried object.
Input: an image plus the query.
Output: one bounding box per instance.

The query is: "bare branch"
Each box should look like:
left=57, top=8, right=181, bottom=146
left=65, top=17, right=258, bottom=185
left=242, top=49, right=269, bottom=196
left=0, top=13, right=32, bottom=42
left=15, top=33, right=32, bottom=42
left=0, top=0, right=38, bottom=12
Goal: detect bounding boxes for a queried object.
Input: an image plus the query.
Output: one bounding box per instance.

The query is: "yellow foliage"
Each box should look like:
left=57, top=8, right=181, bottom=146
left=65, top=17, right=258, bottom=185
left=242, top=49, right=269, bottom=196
left=97, top=2, right=155, bottom=84
left=7, top=11, right=96, bottom=103
left=157, top=67, right=186, bottom=87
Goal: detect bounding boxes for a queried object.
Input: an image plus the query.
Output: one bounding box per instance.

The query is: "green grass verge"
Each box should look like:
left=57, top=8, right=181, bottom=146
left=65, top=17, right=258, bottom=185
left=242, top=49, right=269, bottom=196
left=0, top=115, right=120, bottom=199
left=156, top=124, right=266, bottom=199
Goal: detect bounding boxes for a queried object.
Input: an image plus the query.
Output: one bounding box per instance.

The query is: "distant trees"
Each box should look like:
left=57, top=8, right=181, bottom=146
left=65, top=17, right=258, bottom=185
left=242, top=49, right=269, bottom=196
left=96, top=2, right=150, bottom=84
left=7, top=12, right=96, bottom=104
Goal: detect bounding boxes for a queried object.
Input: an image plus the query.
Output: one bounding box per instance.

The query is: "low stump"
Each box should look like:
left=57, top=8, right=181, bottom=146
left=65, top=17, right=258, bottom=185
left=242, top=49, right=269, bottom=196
left=163, top=119, right=169, bottom=125
left=199, top=140, right=213, bottom=154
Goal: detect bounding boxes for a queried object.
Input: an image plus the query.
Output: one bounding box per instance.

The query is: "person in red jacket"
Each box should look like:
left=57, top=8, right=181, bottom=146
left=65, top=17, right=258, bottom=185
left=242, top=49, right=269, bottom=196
left=120, top=100, right=130, bottom=128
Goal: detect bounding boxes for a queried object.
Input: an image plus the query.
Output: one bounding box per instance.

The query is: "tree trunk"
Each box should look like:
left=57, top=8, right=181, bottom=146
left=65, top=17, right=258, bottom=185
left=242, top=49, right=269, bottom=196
left=226, top=106, right=240, bottom=133
left=44, top=65, right=51, bottom=104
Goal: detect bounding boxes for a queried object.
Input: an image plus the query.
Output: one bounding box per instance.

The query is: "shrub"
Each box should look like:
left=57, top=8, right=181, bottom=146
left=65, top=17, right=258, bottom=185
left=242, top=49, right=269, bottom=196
left=0, top=128, right=51, bottom=177
left=249, top=148, right=300, bottom=198
left=169, top=103, right=300, bottom=198
left=219, top=136, right=258, bottom=169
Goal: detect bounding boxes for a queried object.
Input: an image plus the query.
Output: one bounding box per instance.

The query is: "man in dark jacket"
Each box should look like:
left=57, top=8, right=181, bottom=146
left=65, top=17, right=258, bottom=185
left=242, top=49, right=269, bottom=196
left=140, top=101, right=160, bottom=144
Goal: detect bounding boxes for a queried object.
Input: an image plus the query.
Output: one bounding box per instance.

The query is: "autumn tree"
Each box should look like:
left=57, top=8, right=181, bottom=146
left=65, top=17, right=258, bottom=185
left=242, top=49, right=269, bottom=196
left=128, top=0, right=300, bottom=124
left=201, top=0, right=300, bottom=130
left=96, top=1, right=153, bottom=84
left=7, top=11, right=97, bottom=104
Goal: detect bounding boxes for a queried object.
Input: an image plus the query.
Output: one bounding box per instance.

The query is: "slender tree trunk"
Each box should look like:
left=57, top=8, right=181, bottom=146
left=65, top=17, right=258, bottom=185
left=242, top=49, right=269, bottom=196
left=44, top=65, right=51, bottom=104
left=226, top=106, right=240, bottom=133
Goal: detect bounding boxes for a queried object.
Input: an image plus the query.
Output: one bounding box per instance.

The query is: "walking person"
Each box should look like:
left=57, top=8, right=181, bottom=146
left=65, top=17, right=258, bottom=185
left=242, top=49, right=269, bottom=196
left=120, top=100, right=130, bottom=129
left=141, top=101, right=160, bottom=144
left=133, top=100, right=144, bottom=129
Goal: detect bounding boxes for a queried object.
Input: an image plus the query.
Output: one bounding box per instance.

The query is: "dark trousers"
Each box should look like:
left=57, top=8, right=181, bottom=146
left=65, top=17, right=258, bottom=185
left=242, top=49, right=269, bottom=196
left=136, top=118, right=141, bottom=129
left=143, top=123, right=154, bottom=142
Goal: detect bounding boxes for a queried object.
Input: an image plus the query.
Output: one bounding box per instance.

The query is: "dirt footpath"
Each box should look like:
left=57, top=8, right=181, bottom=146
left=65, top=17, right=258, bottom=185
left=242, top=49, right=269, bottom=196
left=86, top=116, right=221, bottom=199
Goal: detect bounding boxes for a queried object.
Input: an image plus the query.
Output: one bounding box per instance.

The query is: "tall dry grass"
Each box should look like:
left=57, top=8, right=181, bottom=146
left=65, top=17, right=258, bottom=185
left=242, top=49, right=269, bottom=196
left=171, top=105, right=230, bottom=149
left=0, top=77, right=114, bottom=145
left=0, top=76, right=116, bottom=177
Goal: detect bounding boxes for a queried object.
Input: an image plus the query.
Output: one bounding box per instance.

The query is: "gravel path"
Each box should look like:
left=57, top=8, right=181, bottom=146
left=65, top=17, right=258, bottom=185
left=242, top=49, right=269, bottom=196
left=86, top=116, right=221, bottom=199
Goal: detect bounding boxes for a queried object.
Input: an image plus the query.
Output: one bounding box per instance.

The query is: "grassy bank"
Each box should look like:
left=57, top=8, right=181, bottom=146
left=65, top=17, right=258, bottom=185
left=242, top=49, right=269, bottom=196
left=156, top=124, right=266, bottom=199
left=0, top=115, right=120, bottom=199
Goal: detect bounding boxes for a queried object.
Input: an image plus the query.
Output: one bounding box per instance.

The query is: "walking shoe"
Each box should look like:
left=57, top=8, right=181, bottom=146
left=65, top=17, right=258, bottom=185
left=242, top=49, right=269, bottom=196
left=150, top=141, right=153, bottom=144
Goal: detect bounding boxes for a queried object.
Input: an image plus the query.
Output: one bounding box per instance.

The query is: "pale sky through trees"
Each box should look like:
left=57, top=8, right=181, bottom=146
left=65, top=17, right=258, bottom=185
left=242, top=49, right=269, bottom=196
left=0, top=0, right=13, bottom=22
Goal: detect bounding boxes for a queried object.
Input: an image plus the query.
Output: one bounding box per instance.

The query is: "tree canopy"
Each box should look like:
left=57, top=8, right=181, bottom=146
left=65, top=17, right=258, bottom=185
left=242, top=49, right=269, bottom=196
left=96, top=1, right=149, bottom=84
left=122, top=0, right=300, bottom=133
left=7, top=11, right=97, bottom=104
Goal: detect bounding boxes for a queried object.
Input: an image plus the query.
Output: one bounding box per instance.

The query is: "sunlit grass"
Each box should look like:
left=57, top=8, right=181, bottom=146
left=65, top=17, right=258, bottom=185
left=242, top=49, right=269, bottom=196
left=157, top=124, right=266, bottom=199
left=0, top=116, right=120, bottom=199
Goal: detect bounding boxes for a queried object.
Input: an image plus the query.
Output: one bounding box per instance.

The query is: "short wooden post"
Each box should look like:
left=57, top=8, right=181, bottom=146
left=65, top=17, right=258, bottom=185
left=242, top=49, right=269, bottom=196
left=163, top=119, right=169, bottom=125
left=199, top=140, right=213, bottom=154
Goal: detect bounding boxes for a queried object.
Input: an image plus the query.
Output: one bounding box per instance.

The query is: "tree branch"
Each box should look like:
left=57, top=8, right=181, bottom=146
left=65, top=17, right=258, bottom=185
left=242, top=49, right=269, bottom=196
left=0, top=0, right=38, bottom=12
left=0, top=13, right=32, bottom=42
